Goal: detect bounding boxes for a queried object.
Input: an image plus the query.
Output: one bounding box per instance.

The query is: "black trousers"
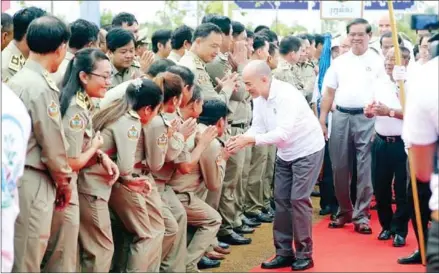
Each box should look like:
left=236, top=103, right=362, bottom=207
left=372, top=135, right=410, bottom=237
left=319, top=141, right=338, bottom=212
left=427, top=220, right=439, bottom=272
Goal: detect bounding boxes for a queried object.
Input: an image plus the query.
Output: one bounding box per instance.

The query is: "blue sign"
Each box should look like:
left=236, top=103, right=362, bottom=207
left=234, top=1, right=415, bottom=11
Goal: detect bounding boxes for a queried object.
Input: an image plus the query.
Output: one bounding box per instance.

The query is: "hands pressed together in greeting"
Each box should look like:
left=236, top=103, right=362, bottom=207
left=364, top=101, right=391, bottom=118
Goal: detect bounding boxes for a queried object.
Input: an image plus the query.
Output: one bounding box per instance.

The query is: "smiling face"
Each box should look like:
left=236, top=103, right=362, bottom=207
left=82, top=59, right=113, bottom=98
left=348, top=23, right=370, bottom=55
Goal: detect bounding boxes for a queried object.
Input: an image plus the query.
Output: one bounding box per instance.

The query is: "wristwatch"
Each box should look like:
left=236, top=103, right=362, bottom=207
left=389, top=109, right=395, bottom=117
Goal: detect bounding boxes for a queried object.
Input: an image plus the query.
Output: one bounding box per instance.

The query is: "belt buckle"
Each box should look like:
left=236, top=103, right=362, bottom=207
left=386, top=137, right=396, bottom=143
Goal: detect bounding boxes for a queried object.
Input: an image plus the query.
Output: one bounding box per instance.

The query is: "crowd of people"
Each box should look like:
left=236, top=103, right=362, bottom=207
left=1, top=6, right=438, bottom=273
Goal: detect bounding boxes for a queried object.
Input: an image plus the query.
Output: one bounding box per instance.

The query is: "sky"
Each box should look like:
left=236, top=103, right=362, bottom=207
left=4, top=0, right=439, bottom=33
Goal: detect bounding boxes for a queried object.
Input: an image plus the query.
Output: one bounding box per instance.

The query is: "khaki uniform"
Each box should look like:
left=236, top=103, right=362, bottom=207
left=169, top=123, right=224, bottom=272
left=243, top=145, right=268, bottom=215
left=263, top=145, right=276, bottom=208
left=110, top=61, right=141, bottom=89
left=167, top=50, right=183, bottom=63
left=77, top=112, right=142, bottom=272
left=179, top=51, right=234, bottom=111
left=2, top=42, right=26, bottom=83
left=296, top=61, right=317, bottom=102
left=42, top=92, right=93, bottom=272
left=108, top=110, right=165, bottom=272
left=144, top=113, right=188, bottom=272
left=99, top=80, right=135, bottom=109
left=273, top=58, right=304, bottom=91
left=51, top=51, right=75, bottom=88
left=7, top=60, right=72, bottom=272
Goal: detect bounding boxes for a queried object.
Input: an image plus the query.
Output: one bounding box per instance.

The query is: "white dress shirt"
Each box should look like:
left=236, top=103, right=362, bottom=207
left=246, top=78, right=325, bottom=162
left=403, top=57, right=439, bottom=211
left=325, top=49, right=386, bottom=108
left=373, top=76, right=404, bottom=136
left=1, top=84, right=31, bottom=272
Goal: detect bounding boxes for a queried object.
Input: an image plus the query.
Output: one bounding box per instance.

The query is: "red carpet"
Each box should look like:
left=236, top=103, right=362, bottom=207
left=250, top=210, right=425, bottom=272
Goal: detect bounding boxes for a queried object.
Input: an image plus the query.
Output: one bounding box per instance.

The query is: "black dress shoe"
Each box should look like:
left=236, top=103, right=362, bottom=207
left=233, top=224, right=255, bottom=234
left=319, top=206, right=332, bottom=216
left=262, top=206, right=275, bottom=217
left=397, top=250, right=421, bottom=264
left=354, top=223, right=372, bottom=234
left=218, top=241, right=230, bottom=249
left=197, top=256, right=221, bottom=270
left=261, top=255, right=294, bottom=269
left=378, top=230, right=392, bottom=240
left=242, top=215, right=261, bottom=228
left=311, top=191, right=320, bottom=197
left=248, top=212, right=273, bottom=223
left=393, top=234, right=406, bottom=247
left=218, top=231, right=252, bottom=245
left=291, top=258, right=314, bottom=271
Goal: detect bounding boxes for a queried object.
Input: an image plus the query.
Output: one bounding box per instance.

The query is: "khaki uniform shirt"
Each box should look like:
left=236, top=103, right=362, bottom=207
left=7, top=59, right=72, bottom=184
left=168, top=123, right=226, bottom=193
left=179, top=51, right=234, bottom=111
left=273, top=58, right=305, bottom=91
left=99, top=80, right=135, bottom=109
left=52, top=51, right=75, bottom=88
left=297, top=61, right=316, bottom=96
left=2, top=42, right=26, bottom=83
left=110, top=61, right=141, bottom=89
left=167, top=50, right=182, bottom=63
left=78, top=110, right=141, bottom=201
left=61, top=91, right=94, bottom=204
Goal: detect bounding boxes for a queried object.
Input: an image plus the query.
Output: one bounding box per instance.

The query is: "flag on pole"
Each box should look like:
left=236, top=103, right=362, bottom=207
left=2, top=0, right=11, bottom=12
left=79, top=1, right=100, bottom=27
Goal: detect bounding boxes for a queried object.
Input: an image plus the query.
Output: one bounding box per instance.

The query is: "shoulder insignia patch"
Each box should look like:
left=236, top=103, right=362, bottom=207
left=128, top=109, right=140, bottom=119
left=157, top=133, right=168, bottom=149
left=43, top=71, right=60, bottom=92
left=196, top=71, right=211, bottom=86
left=69, top=113, right=85, bottom=132
left=127, top=125, right=140, bottom=140
left=76, top=92, right=88, bottom=109
left=47, top=100, right=60, bottom=119
left=193, top=56, right=205, bottom=70
left=8, top=54, right=24, bottom=72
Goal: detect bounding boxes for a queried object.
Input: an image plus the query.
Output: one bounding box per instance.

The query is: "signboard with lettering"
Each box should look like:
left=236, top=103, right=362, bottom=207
left=320, top=1, right=364, bottom=20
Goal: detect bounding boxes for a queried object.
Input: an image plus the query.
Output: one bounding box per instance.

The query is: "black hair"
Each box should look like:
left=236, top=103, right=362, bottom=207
left=147, top=59, right=176, bottom=78
left=306, top=34, right=315, bottom=44
left=111, top=12, right=138, bottom=27
left=166, top=65, right=195, bottom=88
left=201, top=14, right=217, bottom=24
left=68, top=19, right=100, bottom=50
left=247, top=29, right=254, bottom=39
left=106, top=27, right=135, bottom=52
left=232, top=21, right=246, bottom=37
left=298, top=34, right=309, bottom=43
left=279, top=35, right=302, bottom=55
left=268, top=42, right=278, bottom=56
left=102, top=24, right=112, bottom=32
left=60, top=48, right=109, bottom=117
left=380, top=31, right=402, bottom=47
left=12, top=6, right=46, bottom=41
left=153, top=71, right=184, bottom=103
left=258, top=28, right=278, bottom=43
left=188, top=84, right=203, bottom=104
left=93, top=78, right=163, bottom=131
left=192, top=23, right=222, bottom=42
left=253, top=34, right=268, bottom=51
left=254, top=25, right=269, bottom=33
left=26, top=16, right=70, bottom=54
left=198, top=99, right=228, bottom=126
left=171, top=25, right=193, bottom=50
left=314, top=34, right=324, bottom=48
left=346, top=18, right=372, bottom=34
left=399, top=46, right=411, bottom=60
left=1, top=13, right=13, bottom=32
left=151, top=29, right=172, bottom=53
left=413, top=44, right=419, bottom=57
left=203, top=15, right=232, bottom=36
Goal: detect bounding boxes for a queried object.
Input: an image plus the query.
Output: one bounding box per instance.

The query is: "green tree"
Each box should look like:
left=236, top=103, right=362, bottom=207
left=100, top=8, right=113, bottom=27
left=155, top=0, right=187, bottom=29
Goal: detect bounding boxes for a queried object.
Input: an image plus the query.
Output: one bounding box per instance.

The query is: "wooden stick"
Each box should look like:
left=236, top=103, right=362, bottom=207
left=387, top=0, right=427, bottom=266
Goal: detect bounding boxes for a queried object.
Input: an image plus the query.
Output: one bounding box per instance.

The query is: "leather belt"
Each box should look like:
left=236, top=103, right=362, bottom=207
left=336, top=105, right=364, bottom=115
left=432, top=210, right=439, bottom=222
left=376, top=133, right=403, bottom=143
left=231, top=123, right=247, bottom=129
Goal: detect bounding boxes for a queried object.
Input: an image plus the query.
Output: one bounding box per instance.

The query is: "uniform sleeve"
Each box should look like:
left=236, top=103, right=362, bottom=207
left=292, top=66, right=305, bottom=90
left=62, top=108, right=87, bottom=158
left=30, top=90, right=71, bottom=183
left=143, top=118, right=168, bottom=172
left=230, top=77, right=247, bottom=102
left=199, top=142, right=226, bottom=191
left=165, top=131, right=186, bottom=162
left=273, top=69, right=293, bottom=84
left=205, top=59, right=227, bottom=84
left=112, top=121, right=139, bottom=181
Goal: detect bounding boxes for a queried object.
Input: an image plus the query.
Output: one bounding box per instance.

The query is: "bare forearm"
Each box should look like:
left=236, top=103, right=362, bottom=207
left=176, top=143, right=208, bottom=174
left=319, top=91, right=335, bottom=122
left=411, top=144, right=435, bottom=182
left=68, top=146, right=99, bottom=171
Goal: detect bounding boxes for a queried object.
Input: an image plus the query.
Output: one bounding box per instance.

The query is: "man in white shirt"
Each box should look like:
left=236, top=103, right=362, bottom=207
left=227, top=60, right=325, bottom=271
left=364, top=46, right=410, bottom=247
left=402, top=56, right=438, bottom=270
left=319, top=18, right=386, bottom=234
left=1, top=83, right=31, bottom=272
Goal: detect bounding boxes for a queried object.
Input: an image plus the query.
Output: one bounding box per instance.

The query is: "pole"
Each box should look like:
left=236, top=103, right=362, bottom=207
left=387, top=0, right=427, bottom=266
left=223, top=1, right=229, bottom=17
left=50, top=0, right=54, bottom=14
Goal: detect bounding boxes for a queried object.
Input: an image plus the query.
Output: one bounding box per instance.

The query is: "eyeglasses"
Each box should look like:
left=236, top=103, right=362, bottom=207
left=90, top=72, right=111, bottom=82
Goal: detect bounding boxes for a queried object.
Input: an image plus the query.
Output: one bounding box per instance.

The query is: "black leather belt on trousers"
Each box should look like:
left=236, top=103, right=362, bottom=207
left=376, top=133, right=403, bottom=143
left=336, top=105, right=364, bottom=115
left=231, top=123, right=247, bottom=129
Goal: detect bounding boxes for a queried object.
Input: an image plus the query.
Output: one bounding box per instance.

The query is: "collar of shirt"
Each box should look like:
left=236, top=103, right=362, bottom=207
left=278, top=58, right=292, bottom=70
left=111, top=63, right=129, bottom=77
left=65, top=51, right=75, bottom=62
left=23, top=59, right=47, bottom=75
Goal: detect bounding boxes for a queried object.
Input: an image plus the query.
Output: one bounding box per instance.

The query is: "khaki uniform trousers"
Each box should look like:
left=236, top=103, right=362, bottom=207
left=263, top=145, right=276, bottom=208
left=244, top=145, right=268, bottom=215
left=234, top=143, right=252, bottom=226
left=41, top=177, right=80, bottom=273
left=178, top=192, right=221, bottom=272
left=109, top=182, right=165, bottom=272
left=216, top=127, right=246, bottom=236
left=13, top=168, right=56, bottom=272
left=78, top=193, right=114, bottom=272
left=159, top=184, right=187, bottom=273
